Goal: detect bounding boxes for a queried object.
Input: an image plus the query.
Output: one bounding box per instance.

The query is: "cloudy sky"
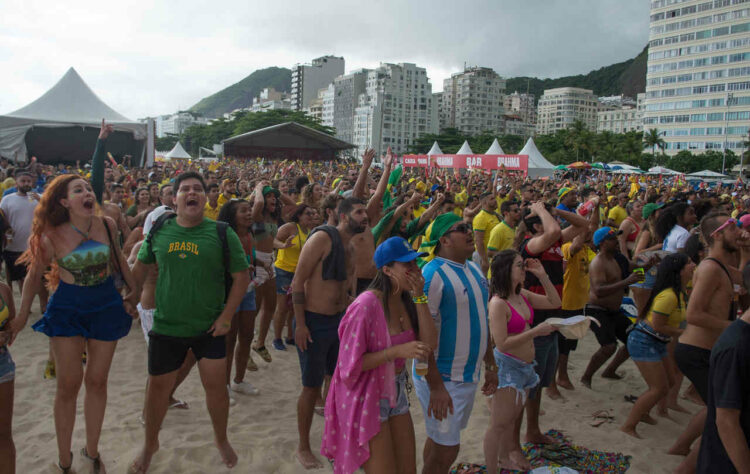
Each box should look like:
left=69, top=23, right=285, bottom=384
left=0, top=0, right=649, bottom=119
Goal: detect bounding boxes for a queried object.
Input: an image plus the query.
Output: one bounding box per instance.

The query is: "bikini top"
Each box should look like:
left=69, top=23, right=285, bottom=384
left=506, top=296, right=534, bottom=334
left=0, top=291, right=8, bottom=333
left=252, top=221, right=278, bottom=240
left=57, top=222, right=111, bottom=287
left=625, top=217, right=640, bottom=242
left=390, top=329, right=415, bottom=370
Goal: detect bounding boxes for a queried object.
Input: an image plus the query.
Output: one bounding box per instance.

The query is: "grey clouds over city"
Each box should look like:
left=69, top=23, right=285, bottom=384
left=0, top=0, right=649, bottom=119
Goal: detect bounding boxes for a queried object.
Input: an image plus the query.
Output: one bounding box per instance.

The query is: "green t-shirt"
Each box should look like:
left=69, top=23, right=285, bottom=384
left=137, top=218, right=249, bottom=337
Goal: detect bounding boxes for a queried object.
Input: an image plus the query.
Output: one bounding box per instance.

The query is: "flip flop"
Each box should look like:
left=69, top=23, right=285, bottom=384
left=590, top=409, right=615, bottom=427
left=253, top=345, right=272, bottom=363
left=56, top=451, right=73, bottom=473
left=169, top=399, right=189, bottom=409
left=81, top=447, right=104, bottom=474
left=624, top=394, right=638, bottom=403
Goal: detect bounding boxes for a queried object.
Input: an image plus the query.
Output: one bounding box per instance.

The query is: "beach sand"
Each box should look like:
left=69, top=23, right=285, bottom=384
left=10, top=298, right=694, bottom=473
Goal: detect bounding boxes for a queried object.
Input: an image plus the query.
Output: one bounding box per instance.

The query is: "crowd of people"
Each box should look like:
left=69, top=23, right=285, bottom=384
left=0, top=119, right=748, bottom=474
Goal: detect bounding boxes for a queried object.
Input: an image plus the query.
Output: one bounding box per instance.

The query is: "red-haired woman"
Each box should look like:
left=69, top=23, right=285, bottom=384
left=8, top=121, right=137, bottom=473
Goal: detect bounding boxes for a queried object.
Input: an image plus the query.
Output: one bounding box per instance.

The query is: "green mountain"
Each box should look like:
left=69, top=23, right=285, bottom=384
left=504, top=45, right=647, bottom=102
left=189, top=67, right=291, bottom=118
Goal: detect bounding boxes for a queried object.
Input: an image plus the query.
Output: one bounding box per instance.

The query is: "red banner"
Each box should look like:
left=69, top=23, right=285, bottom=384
left=402, top=154, right=528, bottom=172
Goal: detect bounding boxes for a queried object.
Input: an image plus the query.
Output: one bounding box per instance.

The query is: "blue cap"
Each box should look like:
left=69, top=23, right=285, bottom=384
left=593, top=226, right=622, bottom=247
left=374, top=236, right=428, bottom=269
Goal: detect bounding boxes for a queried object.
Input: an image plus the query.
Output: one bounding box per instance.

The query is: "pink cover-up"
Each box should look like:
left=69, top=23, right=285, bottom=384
left=321, top=291, right=397, bottom=474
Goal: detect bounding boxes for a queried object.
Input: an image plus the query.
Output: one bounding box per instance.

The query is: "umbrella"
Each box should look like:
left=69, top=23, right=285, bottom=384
left=610, top=165, right=623, bottom=170
left=687, top=170, right=728, bottom=178
left=554, top=164, right=567, bottom=170
left=592, top=162, right=610, bottom=170
left=567, top=161, right=591, bottom=169
left=648, top=166, right=679, bottom=175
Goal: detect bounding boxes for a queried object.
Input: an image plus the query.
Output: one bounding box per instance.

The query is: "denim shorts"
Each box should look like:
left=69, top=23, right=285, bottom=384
left=379, top=370, right=410, bottom=422
left=627, top=323, right=668, bottom=362
left=237, top=288, right=257, bottom=312
left=0, top=346, right=16, bottom=384
left=529, top=332, right=558, bottom=400
left=494, top=349, right=540, bottom=404
left=274, top=267, right=294, bottom=295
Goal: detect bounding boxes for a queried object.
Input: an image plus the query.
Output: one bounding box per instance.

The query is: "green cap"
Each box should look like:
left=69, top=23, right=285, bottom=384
left=422, top=213, right=463, bottom=247
left=642, top=202, right=664, bottom=219
left=262, top=186, right=280, bottom=197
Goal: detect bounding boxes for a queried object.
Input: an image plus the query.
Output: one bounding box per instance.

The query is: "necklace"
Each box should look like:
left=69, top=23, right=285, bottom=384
left=70, top=219, right=93, bottom=240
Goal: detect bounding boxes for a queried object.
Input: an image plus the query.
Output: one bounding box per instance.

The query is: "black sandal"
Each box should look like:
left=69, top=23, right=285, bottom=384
left=81, top=447, right=103, bottom=473
left=57, top=451, right=73, bottom=473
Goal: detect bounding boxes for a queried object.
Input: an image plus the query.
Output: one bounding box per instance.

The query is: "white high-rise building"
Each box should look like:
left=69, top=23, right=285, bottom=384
left=597, top=94, right=644, bottom=133
left=536, top=87, right=600, bottom=134
left=440, top=67, right=506, bottom=135
left=154, top=112, right=209, bottom=138
left=352, top=63, right=438, bottom=157
left=330, top=69, right=370, bottom=145
left=290, top=56, right=345, bottom=111
left=644, top=0, right=750, bottom=155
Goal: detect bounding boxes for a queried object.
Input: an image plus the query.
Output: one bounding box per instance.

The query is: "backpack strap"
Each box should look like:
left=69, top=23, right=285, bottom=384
left=146, top=212, right=176, bottom=261
left=102, top=217, right=127, bottom=289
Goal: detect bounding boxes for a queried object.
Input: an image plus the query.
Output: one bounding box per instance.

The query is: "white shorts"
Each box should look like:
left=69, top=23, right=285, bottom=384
left=254, top=250, right=275, bottom=287
left=138, top=303, right=155, bottom=343
left=413, top=368, right=478, bottom=446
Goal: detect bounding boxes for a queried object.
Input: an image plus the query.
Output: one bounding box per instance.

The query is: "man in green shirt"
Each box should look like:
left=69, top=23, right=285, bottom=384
left=131, top=172, right=249, bottom=472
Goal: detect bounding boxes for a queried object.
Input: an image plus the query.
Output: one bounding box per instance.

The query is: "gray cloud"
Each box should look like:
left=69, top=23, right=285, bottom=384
left=0, top=0, right=649, bottom=119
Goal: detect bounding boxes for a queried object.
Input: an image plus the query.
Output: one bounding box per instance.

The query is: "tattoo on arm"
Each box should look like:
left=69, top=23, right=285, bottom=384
left=292, top=292, right=306, bottom=305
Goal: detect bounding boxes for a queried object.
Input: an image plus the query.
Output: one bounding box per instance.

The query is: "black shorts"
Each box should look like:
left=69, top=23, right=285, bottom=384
left=148, top=332, right=226, bottom=376
left=2, top=250, right=26, bottom=282
left=294, top=310, right=342, bottom=388
left=558, top=310, right=582, bottom=355
left=586, top=304, right=631, bottom=347
left=674, top=342, right=711, bottom=403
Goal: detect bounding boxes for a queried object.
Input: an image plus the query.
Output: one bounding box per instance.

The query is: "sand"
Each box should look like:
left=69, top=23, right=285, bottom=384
left=10, top=298, right=695, bottom=473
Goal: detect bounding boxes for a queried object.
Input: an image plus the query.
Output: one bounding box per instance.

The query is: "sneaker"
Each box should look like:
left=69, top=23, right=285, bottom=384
left=285, top=337, right=295, bottom=346
left=231, top=381, right=260, bottom=395
left=272, top=338, right=286, bottom=351
left=227, top=385, right=237, bottom=406
left=44, top=359, right=56, bottom=380
left=247, top=355, right=258, bottom=372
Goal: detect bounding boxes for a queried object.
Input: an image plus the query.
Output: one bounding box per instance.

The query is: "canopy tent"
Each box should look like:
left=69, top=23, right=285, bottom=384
left=687, top=169, right=728, bottom=178
left=484, top=139, right=505, bottom=155
left=222, top=121, right=354, bottom=161
left=426, top=141, right=443, bottom=156
left=519, top=138, right=554, bottom=178
left=165, top=142, right=192, bottom=160
left=0, top=68, right=147, bottom=164
left=456, top=140, right=474, bottom=155
left=648, top=166, right=680, bottom=175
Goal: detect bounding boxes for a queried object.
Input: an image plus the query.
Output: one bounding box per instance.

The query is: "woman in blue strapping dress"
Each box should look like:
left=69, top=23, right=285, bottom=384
left=7, top=121, right=137, bottom=473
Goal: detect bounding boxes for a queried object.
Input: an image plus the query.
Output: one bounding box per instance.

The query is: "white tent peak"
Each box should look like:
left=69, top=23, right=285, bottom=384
left=426, top=141, right=443, bottom=155
left=456, top=140, right=473, bottom=155
left=485, top=138, right=505, bottom=155
left=166, top=142, right=191, bottom=159
left=7, top=67, right=135, bottom=123
left=519, top=138, right=555, bottom=178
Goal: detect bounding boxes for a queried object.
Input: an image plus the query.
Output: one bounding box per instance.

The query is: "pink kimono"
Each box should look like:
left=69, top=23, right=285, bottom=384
left=320, top=290, right=397, bottom=474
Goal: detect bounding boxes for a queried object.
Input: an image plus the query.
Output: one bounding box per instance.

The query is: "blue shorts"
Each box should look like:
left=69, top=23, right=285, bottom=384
left=294, top=311, right=342, bottom=388
left=379, top=370, right=410, bottom=422
left=627, top=323, right=668, bottom=362
left=413, top=371, right=477, bottom=447
left=494, top=349, right=539, bottom=405
left=33, top=277, right=131, bottom=341
left=529, top=332, right=558, bottom=400
left=274, top=267, right=294, bottom=295
left=237, top=289, right=257, bottom=312
left=0, top=346, right=14, bottom=384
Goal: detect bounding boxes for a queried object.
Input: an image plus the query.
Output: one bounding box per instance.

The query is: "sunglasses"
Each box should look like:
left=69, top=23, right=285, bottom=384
left=711, top=218, right=737, bottom=237
left=444, top=223, right=472, bottom=236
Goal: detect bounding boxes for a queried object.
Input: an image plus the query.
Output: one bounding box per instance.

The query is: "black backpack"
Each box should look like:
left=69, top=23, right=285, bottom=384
left=145, top=211, right=233, bottom=300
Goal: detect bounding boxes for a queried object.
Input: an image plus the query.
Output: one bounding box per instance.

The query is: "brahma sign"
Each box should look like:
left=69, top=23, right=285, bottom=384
left=402, top=154, right=528, bottom=172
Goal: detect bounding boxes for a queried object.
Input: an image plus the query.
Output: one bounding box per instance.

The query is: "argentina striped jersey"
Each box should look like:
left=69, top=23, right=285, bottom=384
left=422, top=257, right=490, bottom=383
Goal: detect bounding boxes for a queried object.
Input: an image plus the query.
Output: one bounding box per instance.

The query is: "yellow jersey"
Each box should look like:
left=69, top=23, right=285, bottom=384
left=647, top=289, right=685, bottom=328
left=275, top=224, right=309, bottom=273
left=472, top=209, right=499, bottom=251
left=562, top=242, right=596, bottom=311
left=204, top=202, right=220, bottom=221
left=487, top=221, right=515, bottom=253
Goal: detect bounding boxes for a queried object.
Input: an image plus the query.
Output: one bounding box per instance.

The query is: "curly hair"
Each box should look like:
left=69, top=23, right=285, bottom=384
left=18, top=174, right=83, bottom=290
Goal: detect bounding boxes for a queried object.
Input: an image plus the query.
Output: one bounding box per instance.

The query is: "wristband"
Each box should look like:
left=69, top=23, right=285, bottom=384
left=412, top=294, right=428, bottom=305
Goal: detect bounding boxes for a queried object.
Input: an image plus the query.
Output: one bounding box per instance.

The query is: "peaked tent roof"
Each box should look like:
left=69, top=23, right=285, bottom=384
left=519, top=138, right=555, bottom=178
left=648, top=166, right=679, bottom=175
left=485, top=138, right=505, bottom=155
left=166, top=142, right=192, bottom=159
left=426, top=141, right=443, bottom=155
left=456, top=141, right=473, bottom=155
left=687, top=169, right=728, bottom=178
left=0, top=67, right=146, bottom=162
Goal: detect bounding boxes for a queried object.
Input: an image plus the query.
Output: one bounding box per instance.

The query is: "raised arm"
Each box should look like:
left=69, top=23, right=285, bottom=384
left=366, top=150, right=393, bottom=223
left=91, top=119, right=113, bottom=204
left=526, top=202, right=561, bottom=255
left=352, top=148, right=375, bottom=200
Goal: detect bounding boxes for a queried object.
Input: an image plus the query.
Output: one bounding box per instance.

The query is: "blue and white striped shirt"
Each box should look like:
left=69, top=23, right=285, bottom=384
left=422, top=257, right=490, bottom=383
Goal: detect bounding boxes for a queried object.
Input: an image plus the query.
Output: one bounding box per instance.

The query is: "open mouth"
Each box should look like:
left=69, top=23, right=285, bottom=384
left=186, top=198, right=199, bottom=208
left=83, top=200, right=94, bottom=210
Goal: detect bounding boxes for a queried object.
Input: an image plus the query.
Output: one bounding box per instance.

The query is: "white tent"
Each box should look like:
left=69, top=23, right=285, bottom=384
left=0, top=67, right=147, bottom=164
left=456, top=140, right=474, bottom=155
left=426, top=141, right=443, bottom=156
left=648, top=166, right=680, bottom=175
left=687, top=169, right=728, bottom=178
left=519, top=137, right=555, bottom=178
left=485, top=138, right=505, bottom=155
left=166, top=142, right=192, bottom=160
